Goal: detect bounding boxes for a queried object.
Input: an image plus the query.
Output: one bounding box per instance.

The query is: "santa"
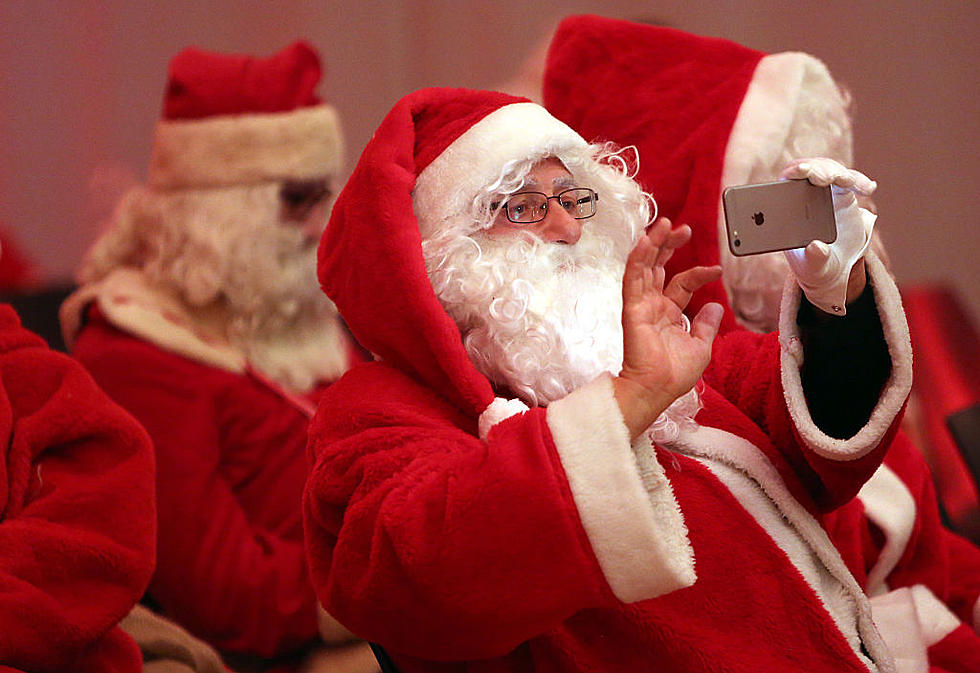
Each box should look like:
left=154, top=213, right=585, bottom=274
left=543, top=15, right=980, bottom=672
left=0, top=301, right=155, bottom=670
left=60, top=41, right=376, bottom=672
left=302, top=60, right=915, bottom=671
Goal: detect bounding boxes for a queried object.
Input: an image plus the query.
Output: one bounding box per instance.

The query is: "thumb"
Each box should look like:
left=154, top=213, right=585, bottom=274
left=804, top=239, right=833, bottom=265
left=690, top=302, right=724, bottom=344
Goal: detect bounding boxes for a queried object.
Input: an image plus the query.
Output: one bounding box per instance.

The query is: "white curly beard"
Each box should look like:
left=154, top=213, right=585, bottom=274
left=429, top=226, right=702, bottom=440
left=448, top=231, right=626, bottom=407
left=219, top=212, right=348, bottom=393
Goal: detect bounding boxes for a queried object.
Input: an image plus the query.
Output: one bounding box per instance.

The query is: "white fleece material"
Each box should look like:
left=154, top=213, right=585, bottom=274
left=857, top=464, right=917, bottom=596
left=779, top=250, right=913, bottom=461
left=869, top=585, right=962, bottom=673
left=148, top=104, right=343, bottom=189
left=59, top=268, right=246, bottom=373
left=718, top=52, right=851, bottom=314
left=670, top=425, right=895, bottom=673
left=545, top=373, right=695, bottom=603
left=413, top=102, right=587, bottom=238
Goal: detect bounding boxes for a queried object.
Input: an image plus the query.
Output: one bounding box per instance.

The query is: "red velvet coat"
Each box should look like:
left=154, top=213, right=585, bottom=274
left=0, top=305, right=155, bottom=672
left=71, top=309, right=324, bottom=658
left=824, top=434, right=980, bottom=673
left=303, top=80, right=914, bottom=671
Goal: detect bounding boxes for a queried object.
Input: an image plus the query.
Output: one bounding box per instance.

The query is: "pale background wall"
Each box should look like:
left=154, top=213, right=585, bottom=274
left=1, top=1, right=977, bottom=323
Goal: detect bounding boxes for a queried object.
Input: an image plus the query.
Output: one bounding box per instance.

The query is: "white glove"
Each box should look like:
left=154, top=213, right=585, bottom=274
left=781, top=158, right=878, bottom=315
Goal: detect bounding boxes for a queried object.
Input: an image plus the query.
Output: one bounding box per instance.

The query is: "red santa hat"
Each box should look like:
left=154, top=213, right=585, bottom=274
left=147, top=40, right=343, bottom=190
left=318, top=87, right=587, bottom=417
left=544, top=15, right=851, bottom=335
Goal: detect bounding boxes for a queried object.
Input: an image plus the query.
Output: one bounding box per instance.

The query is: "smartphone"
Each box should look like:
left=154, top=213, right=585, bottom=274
left=722, top=179, right=836, bottom=256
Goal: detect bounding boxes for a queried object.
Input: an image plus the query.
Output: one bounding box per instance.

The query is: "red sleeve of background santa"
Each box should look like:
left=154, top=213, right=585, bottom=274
left=544, top=15, right=764, bottom=335
left=0, top=305, right=154, bottom=673
left=72, top=315, right=320, bottom=657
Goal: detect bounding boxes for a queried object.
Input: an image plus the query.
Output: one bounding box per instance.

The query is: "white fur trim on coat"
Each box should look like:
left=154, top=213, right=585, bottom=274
left=869, top=585, right=961, bottom=673
left=670, top=424, right=896, bottom=673
left=857, top=464, right=917, bottom=596
left=413, top=102, right=587, bottom=239
left=148, top=104, right=343, bottom=190
left=545, top=373, right=695, bottom=603
left=779, top=250, right=913, bottom=461
left=59, top=268, right=246, bottom=372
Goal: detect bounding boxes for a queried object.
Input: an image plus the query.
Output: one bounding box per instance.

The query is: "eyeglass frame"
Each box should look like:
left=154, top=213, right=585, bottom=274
left=490, top=187, right=600, bottom=225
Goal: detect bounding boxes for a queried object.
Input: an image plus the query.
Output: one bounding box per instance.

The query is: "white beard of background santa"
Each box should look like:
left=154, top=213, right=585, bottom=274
left=78, top=178, right=348, bottom=393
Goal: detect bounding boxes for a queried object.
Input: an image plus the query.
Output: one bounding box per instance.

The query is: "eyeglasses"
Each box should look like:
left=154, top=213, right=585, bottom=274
left=492, top=188, right=599, bottom=225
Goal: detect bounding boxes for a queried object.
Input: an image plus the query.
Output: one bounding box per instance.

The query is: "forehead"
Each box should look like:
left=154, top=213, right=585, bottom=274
left=524, top=156, right=574, bottom=187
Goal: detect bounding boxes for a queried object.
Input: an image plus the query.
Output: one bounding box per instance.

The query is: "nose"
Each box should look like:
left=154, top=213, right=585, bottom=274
left=540, top=204, right=582, bottom=245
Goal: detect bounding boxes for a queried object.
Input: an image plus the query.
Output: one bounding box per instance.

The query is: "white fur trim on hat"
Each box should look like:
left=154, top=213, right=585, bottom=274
left=148, top=104, right=343, bottom=190
left=413, top=102, right=587, bottom=239
left=478, top=397, right=530, bottom=440
left=718, top=53, right=852, bottom=309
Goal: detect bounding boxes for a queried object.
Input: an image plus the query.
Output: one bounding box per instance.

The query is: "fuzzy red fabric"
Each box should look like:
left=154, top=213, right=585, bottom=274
left=824, top=433, right=980, bottom=637
left=0, top=304, right=154, bottom=672
left=545, top=15, right=763, bottom=336
left=164, top=41, right=322, bottom=120
left=316, top=88, right=533, bottom=418
left=306, top=75, right=912, bottom=669
left=71, top=310, right=326, bottom=662
left=304, top=347, right=895, bottom=672
left=927, top=622, right=980, bottom=673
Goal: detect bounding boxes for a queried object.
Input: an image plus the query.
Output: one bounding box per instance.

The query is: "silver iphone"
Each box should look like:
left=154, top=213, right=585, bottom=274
left=723, top=179, right=836, bottom=256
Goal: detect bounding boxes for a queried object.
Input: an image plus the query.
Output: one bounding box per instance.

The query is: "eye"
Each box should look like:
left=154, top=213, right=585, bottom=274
left=279, top=179, right=330, bottom=221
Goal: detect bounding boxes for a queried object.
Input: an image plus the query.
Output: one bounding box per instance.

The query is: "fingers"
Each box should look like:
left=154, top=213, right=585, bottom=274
left=622, top=234, right=652, bottom=303
left=625, top=217, right=699, bottom=304
left=663, top=265, right=723, bottom=310
left=640, top=217, right=690, bottom=271
left=690, top=302, right=724, bottom=344
left=780, top=158, right=877, bottom=195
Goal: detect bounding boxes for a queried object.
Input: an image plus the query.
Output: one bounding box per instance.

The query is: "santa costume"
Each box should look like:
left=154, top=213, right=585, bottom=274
left=544, top=15, right=980, bottom=672
left=302, top=66, right=915, bottom=670
left=60, top=42, right=361, bottom=667
left=0, top=304, right=155, bottom=672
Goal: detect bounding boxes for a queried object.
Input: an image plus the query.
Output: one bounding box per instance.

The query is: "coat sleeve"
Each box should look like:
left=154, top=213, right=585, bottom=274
left=0, top=328, right=155, bottom=672
left=303, top=364, right=695, bottom=661
left=72, top=324, right=318, bottom=657
left=703, top=252, right=914, bottom=509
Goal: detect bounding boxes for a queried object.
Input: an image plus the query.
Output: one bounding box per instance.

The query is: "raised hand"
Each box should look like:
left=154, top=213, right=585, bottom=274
left=780, top=158, right=878, bottom=314
left=613, top=217, right=724, bottom=439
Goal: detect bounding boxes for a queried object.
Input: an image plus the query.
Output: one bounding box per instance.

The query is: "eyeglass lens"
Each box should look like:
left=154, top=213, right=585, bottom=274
left=505, top=188, right=597, bottom=224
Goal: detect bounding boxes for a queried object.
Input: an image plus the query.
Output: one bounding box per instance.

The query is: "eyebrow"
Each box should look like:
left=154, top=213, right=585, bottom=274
left=524, top=173, right=576, bottom=190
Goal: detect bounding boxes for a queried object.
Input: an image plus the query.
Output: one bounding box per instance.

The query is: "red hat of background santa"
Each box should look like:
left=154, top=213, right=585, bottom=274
left=318, top=87, right=587, bottom=417
left=544, top=15, right=850, bottom=335
left=148, top=41, right=343, bottom=190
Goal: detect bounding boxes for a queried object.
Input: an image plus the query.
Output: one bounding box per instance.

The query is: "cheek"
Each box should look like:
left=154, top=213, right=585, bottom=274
left=486, top=220, right=541, bottom=239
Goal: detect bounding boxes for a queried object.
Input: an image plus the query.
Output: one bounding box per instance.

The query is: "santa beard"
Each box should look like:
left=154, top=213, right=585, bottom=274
left=227, top=240, right=344, bottom=393
left=429, top=226, right=702, bottom=442
left=722, top=249, right=791, bottom=334
left=216, top=204, right=348, bottom=393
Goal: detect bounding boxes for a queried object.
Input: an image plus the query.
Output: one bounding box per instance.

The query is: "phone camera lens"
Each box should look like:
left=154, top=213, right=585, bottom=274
left=734, top=239, right=741, bottom=247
